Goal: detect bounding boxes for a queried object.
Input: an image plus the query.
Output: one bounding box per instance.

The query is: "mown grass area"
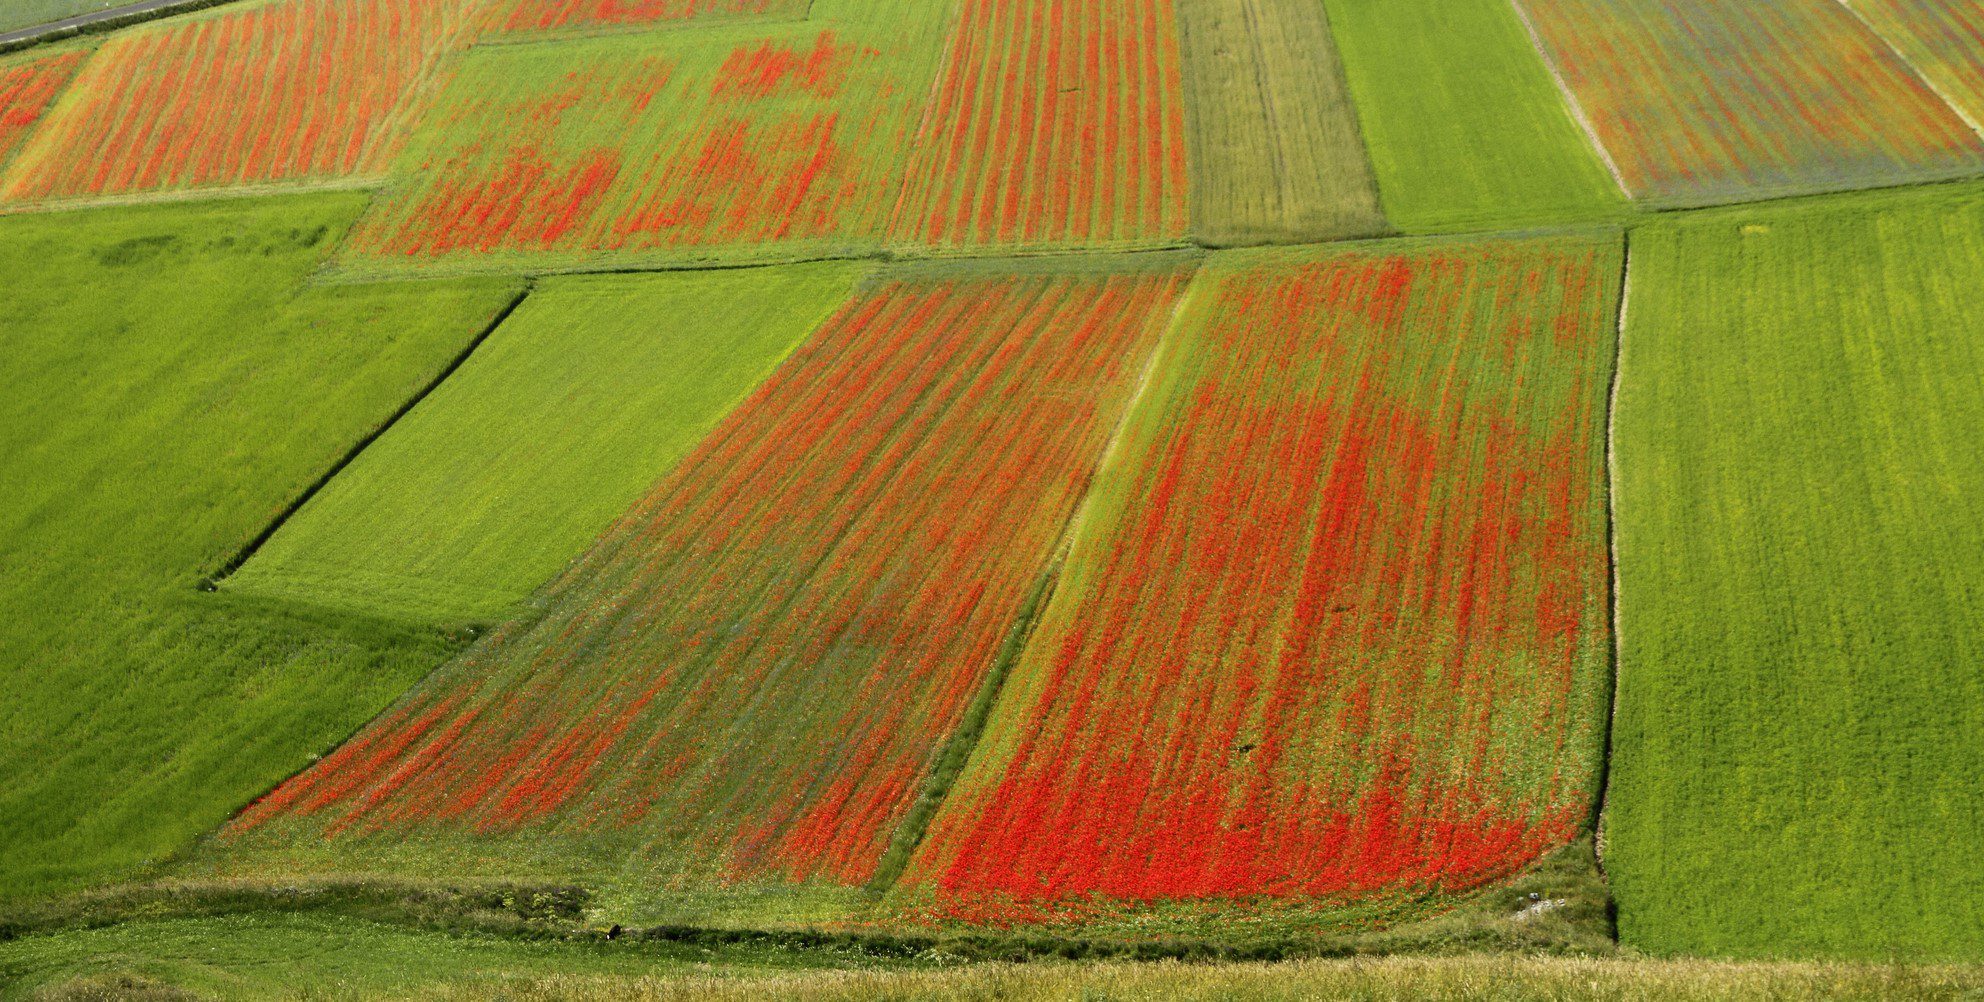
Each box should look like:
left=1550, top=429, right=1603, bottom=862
left=1609, top=183, right=1984, bottom=958
left=1321, top=0, right=1627, bottom=233
left=0, top=1, right=121, bottom=34
left=0, top=192, right=521, bottom=901
left=1174, top=0, right=1386, bottom=245
left=4, top=912, right=1982, bottom=1002
left=224, top=263, right=861, bottom=624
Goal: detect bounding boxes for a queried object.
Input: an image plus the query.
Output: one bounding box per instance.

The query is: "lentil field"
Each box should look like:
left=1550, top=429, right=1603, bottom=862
left=0, top=0, right=482, bottom=203
left=214, top=261, right=1192, bottom=919
left=898, top=235, right=1621, bottom=927
left=1514, top=0, right=1984, bottom=206
left=5, top=0, right=1984, bottom=981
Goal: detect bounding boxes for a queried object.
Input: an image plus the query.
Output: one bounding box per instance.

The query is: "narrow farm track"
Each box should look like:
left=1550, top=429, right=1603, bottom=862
left=0, top=0, right=230, bottom=48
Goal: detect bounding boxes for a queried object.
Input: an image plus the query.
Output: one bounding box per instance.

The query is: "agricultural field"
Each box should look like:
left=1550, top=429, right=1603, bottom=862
left=0, top=46, right=82, bottom=166
left=1172, top=0, right=1383, bottom=245
left=1850, top=0, right=1984, bottom=128
left=1608, top=187, right=1984, bottom=959
left=6, top=0, right=1984, bottom=988
left=887, top=0, right=1189, bottom=251
left=0, top=0, right=483, bottom=203
left=0, top=0, right=121, bottom=34
left=222, top=264, right=860, bottom=624
left=1514, top=0, right=1984, bottom=206
left=897, top=234, right=1621, bottom=929
left=208, top=260, right=1193, bottom=921
left=342, top=5, right=953, bottom=274
left=0, top=193, right=520, bottom=900
left=1321, top=0, right=1628, bottom=232
left=484, top=0, right=812, bottom=37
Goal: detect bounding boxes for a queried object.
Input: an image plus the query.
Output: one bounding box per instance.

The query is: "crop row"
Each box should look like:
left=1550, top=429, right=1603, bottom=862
left=0, top=49, right=82, bottom=168
left=345, top=12, right=949, bottom=270
left=0, top=0, right=479, bottom=202
left=1514, top=0, right=1984, bottom=206
left=488, top=0, right=810, bottom=36
left=225, top=264, right=1192, bottom=890
left=888, top=0, right=1189, bottom=248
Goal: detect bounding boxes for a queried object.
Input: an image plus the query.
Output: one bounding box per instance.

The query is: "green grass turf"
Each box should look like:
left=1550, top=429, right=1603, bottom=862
left=0, top=192, right=521, bottom=901
left=0, top=0, right=124, bottom=34
left=1319, top=0, right=1628, bottom=233
left=1174, top=0, right=1387, bottom=245
left=0, top=913, right=896, bottom=1000
left=2, top=912, right=1981, bottom=1001
left=1608, top=184, right=1984, bottom=959
left=223, top=263, right=861, bottom=624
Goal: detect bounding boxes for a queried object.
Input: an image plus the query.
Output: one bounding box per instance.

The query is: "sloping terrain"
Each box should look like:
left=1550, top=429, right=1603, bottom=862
left=0, top=193, right=519, bottom=899
left=2, top=0, right=1984, bottom=973
left=1609, top=187, right=1984, bottom=959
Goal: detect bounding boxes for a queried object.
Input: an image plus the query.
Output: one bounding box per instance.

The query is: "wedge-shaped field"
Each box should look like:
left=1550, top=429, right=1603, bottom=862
left=887, top=0, right=1189, bottom=250
left=1173, top=0, right=1384, bottom=245
left=1322, top=0, right=1626, bottom=232
left=0, top=0, right=483, bottom=204
left=216, top=261, right=1194, bottom=919
left=1609, top=188, right=1984, bottom=960
left=345, top=6, right=952, bottom=274
left=0, top=47, right=83, bottom=168
left=1512, top=0, right=1984, bottom=206
left=897, top=235, right=1622, bottom=927
left=0, top=193, right=520, bottom=900
left=1850, top=0, right=1984, bottom=128
left=487, top=0, right=811, bottom=36
left=223, top=264, right=860, bottom=625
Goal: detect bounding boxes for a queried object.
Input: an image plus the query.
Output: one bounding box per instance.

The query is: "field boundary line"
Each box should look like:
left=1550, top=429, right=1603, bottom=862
left=1503, top=0, right=1632, bottom=201
left=0, top=0, right=243, bottom=53
left=862, top=263, right=1203, bottom=896
left=1832, top=0, right=1984, bottom=141
left=1592, top=233, right=1630, bottom=875
left=204, top=280, right=535, bottom=588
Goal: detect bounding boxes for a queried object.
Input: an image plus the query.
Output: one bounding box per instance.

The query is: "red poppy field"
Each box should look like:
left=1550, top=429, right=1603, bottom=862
left=219, top=260, right=1193, bottom=901
left=887, top=0, right=1190, bottom=250
left=1513, top=0, right=1984, bottom=206
left=485, top=0, right=811, bottom=37
left=0, top=48, right=82, bottom=167
left=898, top=235, right=1622, bottom=926
left=0, top=0, right=480, bottom=203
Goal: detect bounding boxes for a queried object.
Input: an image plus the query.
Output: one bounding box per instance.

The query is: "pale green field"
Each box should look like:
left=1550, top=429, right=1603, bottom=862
left=224, top=263, right=862, bottom=624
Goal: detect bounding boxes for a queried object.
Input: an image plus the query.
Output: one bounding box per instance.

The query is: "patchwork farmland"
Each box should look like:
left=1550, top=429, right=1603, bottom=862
left=3, top=0, right=1984, bottom=993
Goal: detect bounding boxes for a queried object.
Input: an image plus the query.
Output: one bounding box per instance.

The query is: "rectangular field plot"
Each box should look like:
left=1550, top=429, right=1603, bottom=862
left=896, top=234, right=1622, bottom=926
left=344, top=7, right=951, bottom=273
left=1608, top=188, right=1984, bottom=959
left=1513, top=0, right=1984, bottom=206
left=222, top=264, right=860, bottom=624
left=887, top=0, right=1189, bottom=251
left=216, top=261, right=1194, bottom=913
left=1851, top=0, right=1984, bottom=128
left=0, top=47, right=84, bottom=169
left=486, top=0, right=811, bottom=37
left=1174, top=0, right=1384, bottom=245
left=0, top=193, right=520, bottom=898
left=1322, top=0, right=1626, bottom=232
left=0, top=0, right=481, bottom=203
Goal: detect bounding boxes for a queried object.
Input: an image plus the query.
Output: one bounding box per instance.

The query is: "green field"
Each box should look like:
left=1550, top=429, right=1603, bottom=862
left=1175, top=0, right=1386, bottom=245
left=0, top=193, right=520, bottom=900
left=1321, top=0, right=1628, bottom=232
left=3, top=913, right=1981, bottom=1001
left=1608, top=186, right=1984, bottom=958
left=223, top=264, right=861, bottom=624
left=0, top=0, right=121, bottom=34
